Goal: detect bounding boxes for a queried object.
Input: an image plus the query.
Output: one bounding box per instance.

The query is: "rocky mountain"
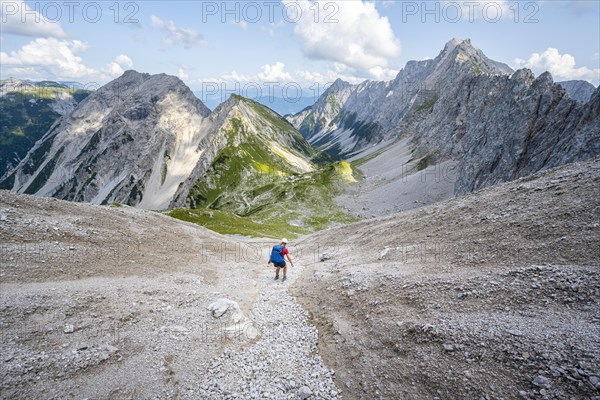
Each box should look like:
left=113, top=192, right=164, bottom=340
left=0, top=71, right=212, bottom=209
left=290, top=38, right=600, bottom=199
left=0, top=71, right=331, bottom=214
left=558, top=80, right=597, bottom=102
left=288, top=38, right=514, bottom=158
left=412, top=69, right=600, bottom=194
left=4, top=39, right=597, bottom=220
left=0, top=78, right=91, bottom=178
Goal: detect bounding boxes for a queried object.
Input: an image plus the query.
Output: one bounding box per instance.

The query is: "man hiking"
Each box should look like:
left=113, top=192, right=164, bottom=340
left=267, top=238, right=294, bottom=281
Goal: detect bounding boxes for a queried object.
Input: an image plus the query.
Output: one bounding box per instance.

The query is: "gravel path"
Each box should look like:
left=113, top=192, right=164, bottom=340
left=0, top=191, right=340, bottom=399
left=192, top=265, right=340, bottom=399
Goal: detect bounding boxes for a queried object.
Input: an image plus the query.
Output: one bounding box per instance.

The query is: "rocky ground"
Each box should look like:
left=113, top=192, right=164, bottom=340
left=1, top=157, right=599, bottom=399
left=336, top=136, right=457, bottom=218
left=0, top=194, right=338, bottom=399
left=293, top=157, right=600, bottom=400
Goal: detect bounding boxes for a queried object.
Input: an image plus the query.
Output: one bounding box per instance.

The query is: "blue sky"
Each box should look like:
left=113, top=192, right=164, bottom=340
left=1, top=0, right=599, bottom=102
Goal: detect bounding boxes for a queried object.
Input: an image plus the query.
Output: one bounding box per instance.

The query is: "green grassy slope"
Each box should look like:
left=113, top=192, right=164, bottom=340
left=166, top=96, right=360, bottom=238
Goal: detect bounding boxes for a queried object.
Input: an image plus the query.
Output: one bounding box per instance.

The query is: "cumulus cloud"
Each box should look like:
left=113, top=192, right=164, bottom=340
left=368, top=66, right=399, bottom=81
left=296, top=69, right=366, bottom=85
left=150, top=15, right=207, bottom=48
left=285, top=0, right=401, bottom=72
left=0, top=38, right=95, bottom=79
left=115, top=54, right=133, bottom=68
left=258, top=62, right=293, bottom=82
left=177, top=67, right=189, bottom=80
left=514, top=48, right=600, bottom=83
left=0, top=0, right=66, bottom=38
left=0, top=37, right=137, bottom=83
left=104, top=54, right=134, bottom=78
left=199, top=62, right=294, bottom=86
left=200, top=67, right=367, bottom=97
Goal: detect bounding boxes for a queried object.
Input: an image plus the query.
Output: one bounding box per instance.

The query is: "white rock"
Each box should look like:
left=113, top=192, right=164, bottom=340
left=298, top=386, right=313, bottom=399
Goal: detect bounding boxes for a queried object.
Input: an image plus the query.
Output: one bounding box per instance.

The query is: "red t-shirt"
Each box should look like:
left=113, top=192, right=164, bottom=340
left=282, top=247, right=289, bottom=257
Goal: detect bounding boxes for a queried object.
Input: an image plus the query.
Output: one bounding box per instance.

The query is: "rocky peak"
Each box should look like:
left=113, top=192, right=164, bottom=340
left=329, top=78, right=351, bottom=92
left=558, top=80, right=597, bottom=103
left=0, top=77, right=36, bottom=95
left=442, top=37, right=469, bottom=55
left=86, top=70, right=210, bottom=119
left=433, top=38, right=513, bottom=76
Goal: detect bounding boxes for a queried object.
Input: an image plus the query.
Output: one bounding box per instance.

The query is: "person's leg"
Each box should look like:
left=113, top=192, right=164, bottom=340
left=283, top=265, right=287, bottom=280
left=275, top=266, right=280, bottom=279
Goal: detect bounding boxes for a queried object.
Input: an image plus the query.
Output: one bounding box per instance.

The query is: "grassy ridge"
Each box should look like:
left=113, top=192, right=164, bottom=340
left=167, top=94, right=361, bottom=238
left=168, top=161, right=360, bottom=238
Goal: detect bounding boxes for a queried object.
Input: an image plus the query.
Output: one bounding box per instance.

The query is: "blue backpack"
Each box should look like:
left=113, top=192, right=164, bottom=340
left=270, top=245, right=285, bottom=263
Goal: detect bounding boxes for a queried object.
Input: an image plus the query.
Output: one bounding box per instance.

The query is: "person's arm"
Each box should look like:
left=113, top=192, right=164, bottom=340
left=286, top=254, right=294, bottom=267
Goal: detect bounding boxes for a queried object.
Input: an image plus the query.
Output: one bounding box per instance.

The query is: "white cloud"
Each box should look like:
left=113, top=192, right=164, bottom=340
left=296, top=69, right=365, bottom=85
left=104, top=54, right=134, bottom=78
left=286, top=0, right=401, bottom=72
left=0, top=0, right=66, bottom=38
left=213, top=70, right=253, bottom=84
left=0, top=38, right=95, bottom=79
left=0, top=37, right=138, bottom=82
left=194, top=66, right=366, bottom=104
left=198, top=63, right=294, bottom=86
left=197, top=62, right=388, bottom=94
left=115, top=54, right=133, bottom=68
left=150, top=15, right=207, bottom=48
left=105, top=62, right=124, bottom=78
left=514, top=48, right=600, bottom=83
left=258, top=62, right=293, bottom=82
left=177, top=68, right=189, bottom=80
left=368, top=66, right=399, bottom=81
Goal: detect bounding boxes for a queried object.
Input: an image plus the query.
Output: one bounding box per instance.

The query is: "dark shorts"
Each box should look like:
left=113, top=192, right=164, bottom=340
left=273, top=261, right=286, bottom=268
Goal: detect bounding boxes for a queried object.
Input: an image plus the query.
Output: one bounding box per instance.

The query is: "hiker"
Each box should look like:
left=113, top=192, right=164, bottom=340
left=267, top=238, right=294, bottom=281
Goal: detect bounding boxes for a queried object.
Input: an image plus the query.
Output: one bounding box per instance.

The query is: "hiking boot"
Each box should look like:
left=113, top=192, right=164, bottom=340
left=275, top=275, right=279, bottom=280
left=282, top=276, right=287, bottom=282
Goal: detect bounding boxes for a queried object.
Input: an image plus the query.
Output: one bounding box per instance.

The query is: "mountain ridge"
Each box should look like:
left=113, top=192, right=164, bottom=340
left=0, top=78, right=92, bottom=178
left=287, top=38, right=515, bottom=158
left=2, top=39, right=598, bottom=227
left=288, top=38, right=599, bottom=208
left=0, top=71, right=336, bottom=219
left=557, top=80, right=597, bottom=102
